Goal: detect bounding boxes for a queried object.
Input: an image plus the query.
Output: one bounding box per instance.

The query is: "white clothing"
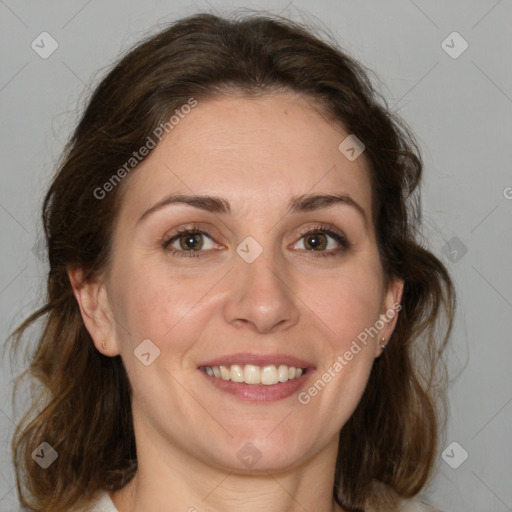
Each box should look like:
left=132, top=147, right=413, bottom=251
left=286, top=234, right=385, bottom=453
left=78, top=490, right=446, bottom=512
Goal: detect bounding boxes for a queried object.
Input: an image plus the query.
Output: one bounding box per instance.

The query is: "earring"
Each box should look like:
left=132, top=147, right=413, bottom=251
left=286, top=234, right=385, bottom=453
left=378, top=337, right=386, bottom=350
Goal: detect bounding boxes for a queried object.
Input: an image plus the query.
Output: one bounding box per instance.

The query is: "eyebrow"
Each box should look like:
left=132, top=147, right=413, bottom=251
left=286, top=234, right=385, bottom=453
left=137, top=192, right=368, bottom=228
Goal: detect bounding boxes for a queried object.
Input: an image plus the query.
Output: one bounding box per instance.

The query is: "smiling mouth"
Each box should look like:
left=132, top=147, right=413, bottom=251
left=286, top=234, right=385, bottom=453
left=200, top=364, right=307, bottom=386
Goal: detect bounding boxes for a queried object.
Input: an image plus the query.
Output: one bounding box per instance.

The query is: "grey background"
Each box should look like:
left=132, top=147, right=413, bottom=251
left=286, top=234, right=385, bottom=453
left=1, top=1, right=511, bottom=511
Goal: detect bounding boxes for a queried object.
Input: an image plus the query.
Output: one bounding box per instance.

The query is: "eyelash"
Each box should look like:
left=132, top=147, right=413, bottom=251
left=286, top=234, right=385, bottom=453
left=161, top=223, right=350, bottom=259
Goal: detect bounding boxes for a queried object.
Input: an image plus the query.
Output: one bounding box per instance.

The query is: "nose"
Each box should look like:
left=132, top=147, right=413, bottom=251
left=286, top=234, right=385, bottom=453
left=222, top=245, right=300, bottom=335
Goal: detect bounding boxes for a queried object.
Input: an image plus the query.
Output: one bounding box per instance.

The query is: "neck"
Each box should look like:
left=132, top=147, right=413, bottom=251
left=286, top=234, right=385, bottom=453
left=111, top=411, right=347, bottom=512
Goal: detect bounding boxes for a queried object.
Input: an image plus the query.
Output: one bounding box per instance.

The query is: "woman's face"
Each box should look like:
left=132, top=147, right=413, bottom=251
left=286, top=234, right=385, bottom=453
left=81, top=92, right=402, bottom=473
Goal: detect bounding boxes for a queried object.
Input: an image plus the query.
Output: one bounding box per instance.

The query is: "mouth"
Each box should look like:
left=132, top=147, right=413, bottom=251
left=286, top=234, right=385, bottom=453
left=197, top=353, right=315, bottom=402
left=200, top=363, right=307, bottom=385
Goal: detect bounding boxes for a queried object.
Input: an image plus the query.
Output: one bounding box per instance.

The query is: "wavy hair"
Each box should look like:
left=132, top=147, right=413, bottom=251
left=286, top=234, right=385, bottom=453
left=9, top=12, right=455, bottom=512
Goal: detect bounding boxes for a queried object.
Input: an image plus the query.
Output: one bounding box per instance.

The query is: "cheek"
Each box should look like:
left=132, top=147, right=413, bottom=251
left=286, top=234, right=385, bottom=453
left=299, top=265, right=383, bottom=421
left=302, top=262, right=384, bottom=347
left=109, top=259, right=220, bottom=353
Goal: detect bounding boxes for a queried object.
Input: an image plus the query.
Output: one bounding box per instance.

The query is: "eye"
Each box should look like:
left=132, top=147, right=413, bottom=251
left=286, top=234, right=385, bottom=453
left=162, top=227, right=217, bottom=258
left=162, top=223, right=350, bottom=259
left=291, top=224, right=350, bottom=257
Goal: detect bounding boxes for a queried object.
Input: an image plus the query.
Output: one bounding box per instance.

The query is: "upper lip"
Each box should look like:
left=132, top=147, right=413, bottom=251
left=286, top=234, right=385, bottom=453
left=198, top=352, right=315, bottom=369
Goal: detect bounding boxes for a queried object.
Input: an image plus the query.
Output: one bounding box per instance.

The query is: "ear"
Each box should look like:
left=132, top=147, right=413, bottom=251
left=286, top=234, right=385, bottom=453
left=375, top=276, right=404, bottom=357
left=67, top=265, right=120, bottom=356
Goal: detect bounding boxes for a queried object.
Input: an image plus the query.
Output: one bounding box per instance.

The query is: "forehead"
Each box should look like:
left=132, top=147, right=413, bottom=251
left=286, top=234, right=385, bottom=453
left=117, top=92, right=373, bottom=224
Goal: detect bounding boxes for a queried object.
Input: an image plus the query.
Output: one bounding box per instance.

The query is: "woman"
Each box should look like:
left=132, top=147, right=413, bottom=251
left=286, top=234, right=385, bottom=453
left=10, top=12, right=455, bottom=512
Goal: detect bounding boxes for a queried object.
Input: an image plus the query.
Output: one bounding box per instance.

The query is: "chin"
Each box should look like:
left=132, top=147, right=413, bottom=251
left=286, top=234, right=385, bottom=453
left=201, top=429, right=320, bottom=474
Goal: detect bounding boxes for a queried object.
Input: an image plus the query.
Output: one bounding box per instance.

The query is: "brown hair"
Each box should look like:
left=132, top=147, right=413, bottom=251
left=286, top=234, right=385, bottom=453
left=9, top=11, right=455, bottom=512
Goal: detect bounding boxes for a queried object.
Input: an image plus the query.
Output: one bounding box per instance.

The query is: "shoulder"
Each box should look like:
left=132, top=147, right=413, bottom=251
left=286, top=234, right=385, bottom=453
left=364, top=496, right=447, bottom=512
left=73, top=491, right=445, bottom=512
left=69, top=490, right=119, bottom=512
left=398, top=497, right=446, bottom=512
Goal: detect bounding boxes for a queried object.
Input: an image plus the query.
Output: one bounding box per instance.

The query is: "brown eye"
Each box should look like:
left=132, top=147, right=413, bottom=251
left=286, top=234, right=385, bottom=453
left=162, top=228, right=217, bottom=257
left=177, top=232, right=204, bottom=251
left=303, top=232, right=328, bottom=251
left=293, top=228, right=349, bottom=255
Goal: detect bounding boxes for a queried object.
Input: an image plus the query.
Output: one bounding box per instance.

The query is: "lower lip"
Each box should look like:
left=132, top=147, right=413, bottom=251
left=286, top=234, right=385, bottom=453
left=199, top=369, right=313, bottom=402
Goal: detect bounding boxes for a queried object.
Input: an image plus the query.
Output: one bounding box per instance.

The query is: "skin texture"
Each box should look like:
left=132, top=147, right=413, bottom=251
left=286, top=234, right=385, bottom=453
left=69, top=92, right=403, bottom=512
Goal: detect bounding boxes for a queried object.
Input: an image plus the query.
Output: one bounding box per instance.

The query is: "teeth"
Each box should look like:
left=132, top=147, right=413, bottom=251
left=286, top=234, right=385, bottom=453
left=220, top=365, right=230, bottom=380
left=260, top=365, right=277, bottom=385
left=230, top=364, right=244, bottom=382
left=244, top=364, right=261, bottom=384
left=278, top=364, right=289, bottom=382
left=204, top=364, right=306, bottom=385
